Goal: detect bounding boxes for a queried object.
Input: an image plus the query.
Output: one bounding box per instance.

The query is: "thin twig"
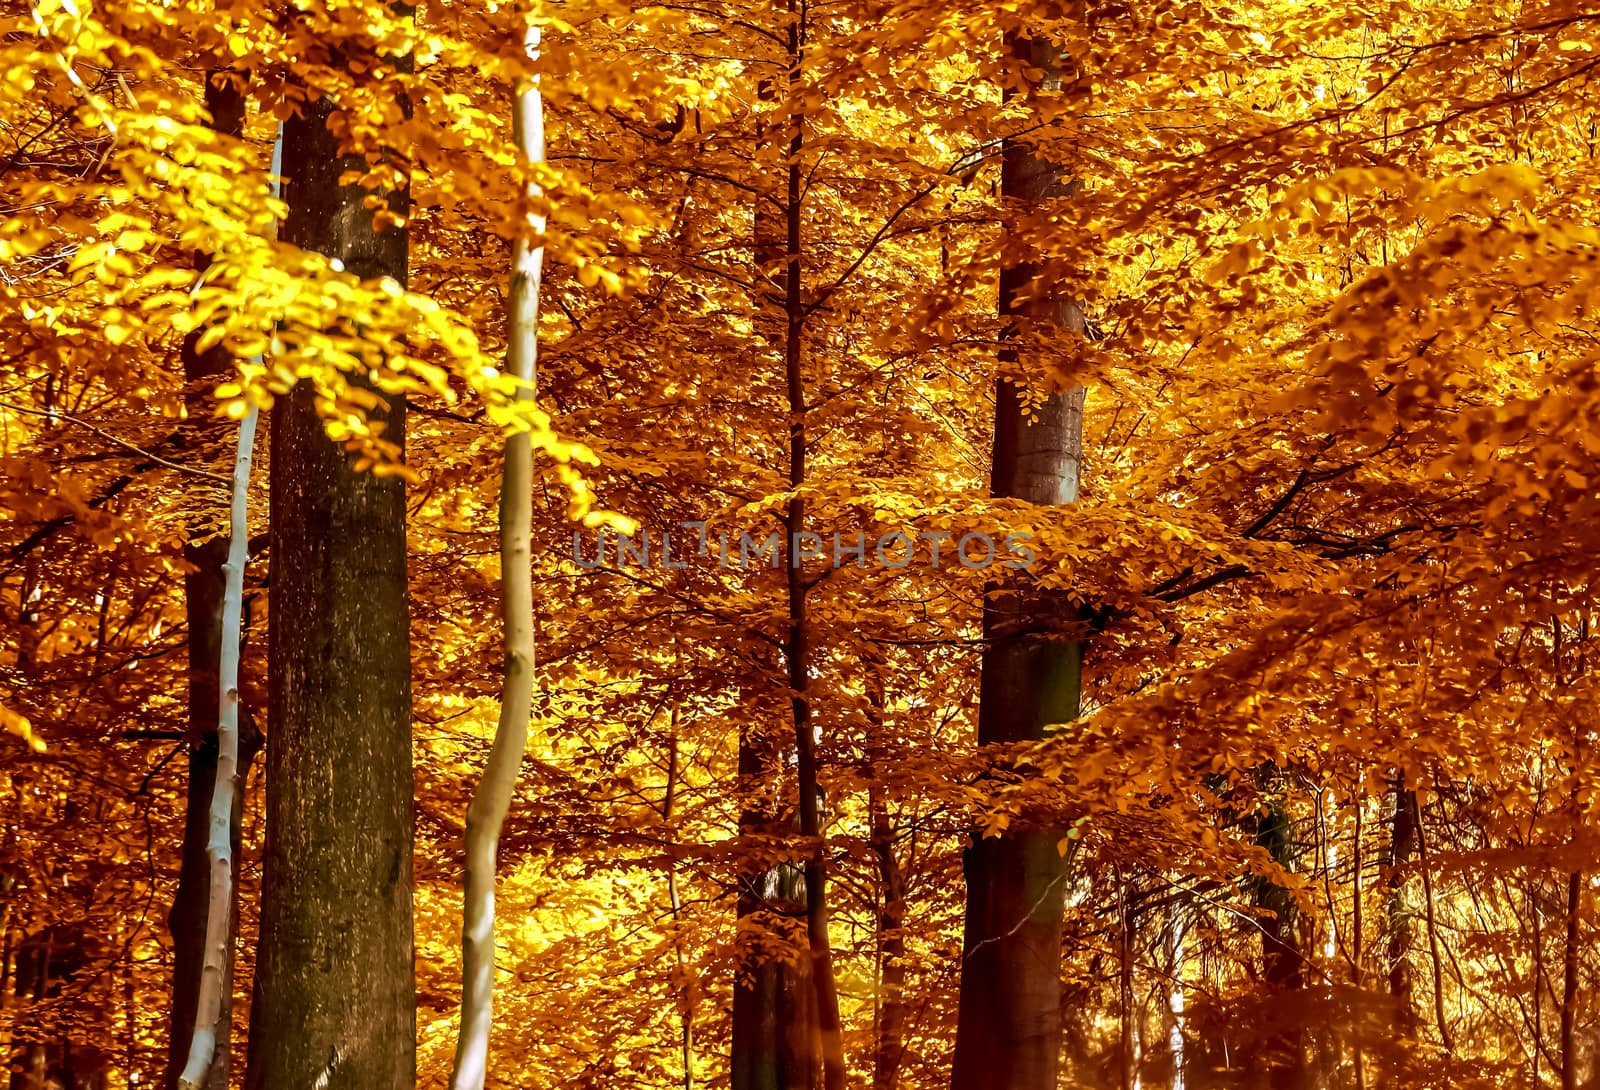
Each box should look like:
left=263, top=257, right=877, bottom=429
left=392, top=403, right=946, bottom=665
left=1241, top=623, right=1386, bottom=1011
left=0, top=399, right=228, bottom=483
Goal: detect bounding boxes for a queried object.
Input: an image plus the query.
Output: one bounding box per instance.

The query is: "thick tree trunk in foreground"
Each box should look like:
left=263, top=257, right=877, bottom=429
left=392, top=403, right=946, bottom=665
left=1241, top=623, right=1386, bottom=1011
left=165, top=70, right=257, bottom=1090
left=448, top=23, right=544, bottom=1090
left=245, top=82, right=416, bottom=1090
left=950, top=30, right=1085, bottom=1090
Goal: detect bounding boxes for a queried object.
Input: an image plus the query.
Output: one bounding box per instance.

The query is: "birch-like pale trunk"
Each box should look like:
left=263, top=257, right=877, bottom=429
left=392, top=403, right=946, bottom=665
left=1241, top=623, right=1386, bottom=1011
left=447, top=21, right=544, bottom=1090
left=1165, top=904, right=1187, bottom=1090
left=165, top=75, right=257, bottom=1090
left=176, top=403, right=258, bottom=1090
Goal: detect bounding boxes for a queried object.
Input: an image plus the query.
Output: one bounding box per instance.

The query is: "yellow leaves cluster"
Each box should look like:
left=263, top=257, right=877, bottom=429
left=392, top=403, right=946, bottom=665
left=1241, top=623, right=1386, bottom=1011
left=0, top=703, right=46, bottom=753
left=6, top=0, right=673, bottom=519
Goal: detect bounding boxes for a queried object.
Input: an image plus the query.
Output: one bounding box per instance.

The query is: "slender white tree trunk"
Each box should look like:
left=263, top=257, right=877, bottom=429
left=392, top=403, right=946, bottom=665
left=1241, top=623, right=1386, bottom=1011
left=176, top=404, right=258, bottom=1090
left=448, top=20, right=544, bottom=1090
left=1168, top=909, right=1186, bottom=1090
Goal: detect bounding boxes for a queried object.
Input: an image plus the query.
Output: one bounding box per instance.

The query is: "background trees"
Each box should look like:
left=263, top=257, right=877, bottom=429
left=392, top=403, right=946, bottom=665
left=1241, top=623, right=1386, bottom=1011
left=2, top=0, right=1600, bottom=1089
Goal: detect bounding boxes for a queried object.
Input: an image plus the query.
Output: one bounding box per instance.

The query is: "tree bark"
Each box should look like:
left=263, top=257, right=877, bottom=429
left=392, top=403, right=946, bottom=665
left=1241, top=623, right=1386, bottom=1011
left=1119, top=876, right=1136, bottom=1090
left=663, top=712, right=696, bottom=1090
left=731, top=723, right=800, bottom=1090
left=860, top=434, right=905, bottom=1090
left=733, top=57, right=811, bottom=1090
left=175, top=402, right=257, bottom=1090
left=1164, top=905, right=1186, bottom=1090
left=1560, top=869, right=1581, bottom=1090
left=1385, top=775, right=1418, bottom=1048
left=737, top=11, right=846, bottom=1081
left=780, top=1, right=846, bottom=1072
left=1254, top=775, right=1306, bottom=1090
left=165, top=69, right=258, bottom=1090
left=868, top=773, right=906, bottom=1090
left=950, top=30, right=1085, bottom=1090
left=447, top=22, right=544, bottom=1090
left=1411, top=800, right=1453, bottom=1056
left=244, top=64, right=416, bottom=1090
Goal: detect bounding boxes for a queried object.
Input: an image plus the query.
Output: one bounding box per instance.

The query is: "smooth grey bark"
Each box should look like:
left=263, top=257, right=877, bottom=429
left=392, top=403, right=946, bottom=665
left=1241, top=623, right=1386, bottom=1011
left=245, top=72, right=416, bottom=1090
left=950, top=30, right=1086, bottom=1090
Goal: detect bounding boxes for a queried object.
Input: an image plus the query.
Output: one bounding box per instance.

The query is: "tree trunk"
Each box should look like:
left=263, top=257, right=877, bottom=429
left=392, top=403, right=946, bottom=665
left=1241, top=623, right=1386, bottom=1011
left=780, top=3, right=847, bottom=1070
left=1164, top=905, right=1187, bottom=1090
left=1385, top=776, right=1418, bottom=1039
left=860, top=381, right=904, bottom=1090
left=733, top=60, right=812, bottom=1090
left=1254, top=774, right=1305, bottom=1090
left=738, top=13, right=846, bottom=1081
left=244, top=71, right=416, bottom=1090
left=1119, top=876, right=1137, bottom=1090
left=1351, top=788, right=1366, bottom=1090
left=868, top=776, right=906, bottom=1090
left=731, top=723, right=801, bottom=1090
left=448, top=22, right=544, bottom=1090
left=950, top=30, right=1085, bottom=1090
left=175, top=401, right=258, bottom=1090
left=663, top=712, right=696, bottom=1090
left=1411, top=798, right=1453, bottom=1055
left=165, top=69, right=258, bottom=1090
left=1560, top=869, right=1581, bottom=1090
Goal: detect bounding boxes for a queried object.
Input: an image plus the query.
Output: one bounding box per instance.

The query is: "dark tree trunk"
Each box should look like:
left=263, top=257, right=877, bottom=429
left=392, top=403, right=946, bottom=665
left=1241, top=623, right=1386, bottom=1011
left=1379, top=775, right=1440, bottom=1089
left=735, top=23, right=845, bottom=1080
left=1119, top=876, right=1137, bottom=1090
left=864, top=653, right=906, bottom=1090
left=244, top=77, right=416, bottom=1090
left=1385, top=777, right=1418, bottom=1034
left=1560, top=869, right=1581, bottom=1090
left=732, top=719, right=814, bottom=1090
left=1253, top=772, right=1306, bottom=1090
left=950, top=30, right=1086, bottom=1090
left=164, top=69, right=258, bottom=1090
left=733, top=80, right=815, bottom=1090
left=779, top=28, right=847, bottom=1081
left=868, top=780, right=906, bottom=1090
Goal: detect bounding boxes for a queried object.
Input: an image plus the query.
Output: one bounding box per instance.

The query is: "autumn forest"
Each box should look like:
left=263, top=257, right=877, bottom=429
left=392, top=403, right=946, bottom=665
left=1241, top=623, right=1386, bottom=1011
left=2, top=0, right=1598, bottom=1088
